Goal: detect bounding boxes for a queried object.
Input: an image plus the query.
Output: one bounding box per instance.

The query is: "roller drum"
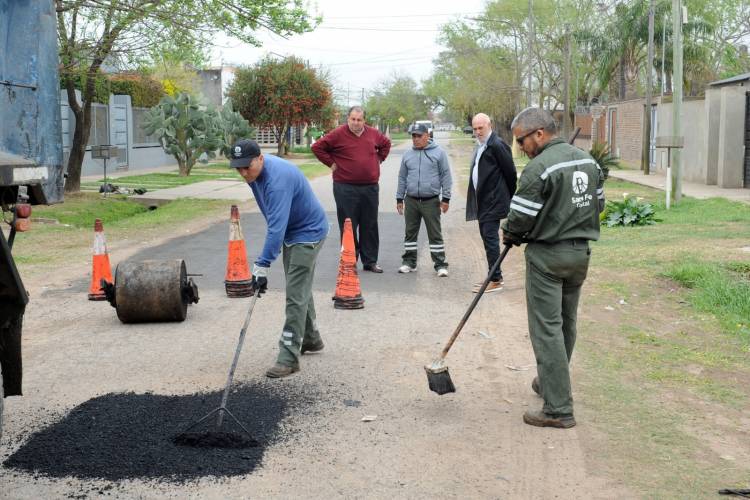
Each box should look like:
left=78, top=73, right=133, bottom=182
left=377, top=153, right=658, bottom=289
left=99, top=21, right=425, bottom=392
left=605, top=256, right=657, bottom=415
left=114, top=260, right=189, bottom=323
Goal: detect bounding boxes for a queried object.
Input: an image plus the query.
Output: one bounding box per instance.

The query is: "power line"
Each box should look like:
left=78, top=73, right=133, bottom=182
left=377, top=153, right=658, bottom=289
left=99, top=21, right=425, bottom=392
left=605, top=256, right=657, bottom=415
left=322, top=12, right=481, bottom=19
left=326, top=55, right=435, bottom=66
left=318, top=26, right=441, bottom=32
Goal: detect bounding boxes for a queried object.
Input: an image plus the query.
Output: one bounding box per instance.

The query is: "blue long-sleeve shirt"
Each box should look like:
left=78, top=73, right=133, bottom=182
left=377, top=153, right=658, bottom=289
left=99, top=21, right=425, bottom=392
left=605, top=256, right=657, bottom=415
left=248, top=154, right=328, bottom=268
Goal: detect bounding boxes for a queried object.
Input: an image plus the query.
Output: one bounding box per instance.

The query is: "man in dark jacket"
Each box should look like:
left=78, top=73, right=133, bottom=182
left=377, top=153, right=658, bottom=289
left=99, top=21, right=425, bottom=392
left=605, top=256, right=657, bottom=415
left=466, top=113, right=517, bottom=293
left=311, top=106, right=391, bottom=273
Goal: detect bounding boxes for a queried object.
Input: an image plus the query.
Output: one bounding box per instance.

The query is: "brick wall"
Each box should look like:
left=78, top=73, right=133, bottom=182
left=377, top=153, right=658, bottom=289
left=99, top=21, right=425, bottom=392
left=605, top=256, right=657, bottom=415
left=606, top=99, right=644, bottom=162
left=573, top=113, right=606, bottom=150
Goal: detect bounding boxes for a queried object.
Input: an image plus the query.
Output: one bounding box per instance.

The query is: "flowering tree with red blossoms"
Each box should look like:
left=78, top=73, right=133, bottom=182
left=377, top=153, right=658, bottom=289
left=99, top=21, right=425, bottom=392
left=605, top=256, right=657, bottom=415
left=228, top=57, right=334, bottom=155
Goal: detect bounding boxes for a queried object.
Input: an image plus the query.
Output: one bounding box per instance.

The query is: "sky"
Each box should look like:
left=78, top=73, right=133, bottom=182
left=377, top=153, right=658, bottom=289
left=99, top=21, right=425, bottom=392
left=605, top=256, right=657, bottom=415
left=209, top=0, right=488, bottom=105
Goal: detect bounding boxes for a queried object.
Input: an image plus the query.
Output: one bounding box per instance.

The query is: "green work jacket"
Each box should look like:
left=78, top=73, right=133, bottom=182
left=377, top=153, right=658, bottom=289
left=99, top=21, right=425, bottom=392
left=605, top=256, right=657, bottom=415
left=503, top=138, right=605, bottom=243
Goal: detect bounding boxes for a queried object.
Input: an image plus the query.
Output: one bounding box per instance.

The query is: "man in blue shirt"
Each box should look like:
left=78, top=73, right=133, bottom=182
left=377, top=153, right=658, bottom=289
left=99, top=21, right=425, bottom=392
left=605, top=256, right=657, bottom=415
left=230, top=140, right=329, bottom=378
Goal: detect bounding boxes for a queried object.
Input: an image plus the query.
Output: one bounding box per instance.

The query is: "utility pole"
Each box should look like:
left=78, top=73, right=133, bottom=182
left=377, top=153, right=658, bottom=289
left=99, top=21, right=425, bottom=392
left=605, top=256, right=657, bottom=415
left=671, top=0, right=683, bottom=202
left=661, top=13, right=667, bottom=96
left=562, top=24, right=572, bottom=138
left=527, top=0, right=534, bottom=107
left=641, top=0, right=655, bottom=175
left=361, top=87, right=365, bottom=106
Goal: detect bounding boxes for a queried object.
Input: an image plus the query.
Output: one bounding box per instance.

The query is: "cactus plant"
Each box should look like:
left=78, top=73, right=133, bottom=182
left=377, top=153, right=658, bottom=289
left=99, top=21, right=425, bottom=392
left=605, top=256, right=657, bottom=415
left=142, top=93, right=223, bottom=176
left=218, top=98, right=254, bottom=160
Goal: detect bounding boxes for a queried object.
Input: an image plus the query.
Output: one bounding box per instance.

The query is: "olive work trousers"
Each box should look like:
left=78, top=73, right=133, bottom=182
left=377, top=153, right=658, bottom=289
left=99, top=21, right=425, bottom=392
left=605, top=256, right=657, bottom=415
left=401, top=196, right=447, bottom=270
left=525, top=240, right=591, bottom=415
left=277, top=239, right=325, bottom=367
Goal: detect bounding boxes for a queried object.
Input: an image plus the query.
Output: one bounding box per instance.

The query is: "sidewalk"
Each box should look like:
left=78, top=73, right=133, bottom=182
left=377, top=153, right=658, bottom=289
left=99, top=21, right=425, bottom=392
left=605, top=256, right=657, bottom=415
left=608, top=168, right=750, bottom=205
left=128, top=180, right=250, bottom=207
left=85, top=151, right=314, bottom=206
left=81, top=146, right=294, bottom=182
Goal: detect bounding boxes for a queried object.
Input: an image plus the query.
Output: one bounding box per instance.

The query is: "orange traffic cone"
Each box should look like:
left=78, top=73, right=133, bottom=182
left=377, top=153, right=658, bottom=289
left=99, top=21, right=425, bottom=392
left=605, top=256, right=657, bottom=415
left=332, top=218, right=364, bottom=309
left=225, top=205, right=253, bottom=298
left=88, top=218, right=113, bottom=301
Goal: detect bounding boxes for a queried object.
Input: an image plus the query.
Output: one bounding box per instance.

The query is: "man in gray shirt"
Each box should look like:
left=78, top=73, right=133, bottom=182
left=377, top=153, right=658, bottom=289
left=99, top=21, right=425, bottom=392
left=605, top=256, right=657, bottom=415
left=396, top=123, right=453, bottom=276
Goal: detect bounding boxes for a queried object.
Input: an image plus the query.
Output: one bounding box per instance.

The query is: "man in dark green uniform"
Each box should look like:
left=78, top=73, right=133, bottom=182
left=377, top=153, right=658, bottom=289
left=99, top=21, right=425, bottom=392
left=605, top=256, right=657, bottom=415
left=502, top=108, right=605, bottom=428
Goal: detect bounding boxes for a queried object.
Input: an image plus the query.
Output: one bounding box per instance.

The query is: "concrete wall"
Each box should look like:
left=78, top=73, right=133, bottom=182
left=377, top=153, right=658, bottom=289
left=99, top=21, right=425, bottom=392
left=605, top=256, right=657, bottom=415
left=655, top=98, right=707, bottom=183
left=704, top=88, right=721, bottom=185
left=716, top=86, right=746, bottom=188
left=578, top=89, right=747, bottom=189
left=197, top=69, right=223, bottom=107
left=61, top=90, right=175, bottom=178
left=197, top=66, right=236, bottom=107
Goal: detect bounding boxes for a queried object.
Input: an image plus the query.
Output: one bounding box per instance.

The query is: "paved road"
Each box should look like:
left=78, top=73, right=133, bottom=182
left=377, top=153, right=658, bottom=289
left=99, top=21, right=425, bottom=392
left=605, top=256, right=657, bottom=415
left=0, top=131, right=621, bottom=498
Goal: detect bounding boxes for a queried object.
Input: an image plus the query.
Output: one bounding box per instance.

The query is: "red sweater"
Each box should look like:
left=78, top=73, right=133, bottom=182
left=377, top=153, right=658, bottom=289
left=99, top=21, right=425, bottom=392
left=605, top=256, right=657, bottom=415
left=311, top=125, right=392, bottom=184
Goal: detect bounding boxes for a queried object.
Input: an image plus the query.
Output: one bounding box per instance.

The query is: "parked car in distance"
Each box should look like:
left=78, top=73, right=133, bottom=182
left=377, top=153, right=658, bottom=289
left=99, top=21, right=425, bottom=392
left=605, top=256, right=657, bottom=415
left=462, top=125, right=474, bottom=135
left=414, top=120, right=434, bottom=138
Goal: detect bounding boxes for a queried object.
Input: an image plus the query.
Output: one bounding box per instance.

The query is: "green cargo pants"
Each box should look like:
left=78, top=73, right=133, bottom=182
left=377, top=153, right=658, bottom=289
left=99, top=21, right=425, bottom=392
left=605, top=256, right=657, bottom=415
left=401, top=196, right=447, bottom=270
left=277, top=239, right=325, bottom=367
left=525, top=240, right=591, bottom=415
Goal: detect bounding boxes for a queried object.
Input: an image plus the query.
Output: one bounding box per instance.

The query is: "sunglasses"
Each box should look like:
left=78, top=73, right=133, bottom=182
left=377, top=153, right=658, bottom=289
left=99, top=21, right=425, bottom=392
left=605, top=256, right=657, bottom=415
left=516, top=128, right=543, bottom=146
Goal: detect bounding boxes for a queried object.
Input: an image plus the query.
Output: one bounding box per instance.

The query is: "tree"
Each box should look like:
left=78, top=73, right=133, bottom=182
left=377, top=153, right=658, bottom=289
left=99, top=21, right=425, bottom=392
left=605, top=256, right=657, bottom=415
left=366, top=74, right=430, bottom=130
left=142, top=93, right=223, bottom=176
left=423, top=20, right=521, bottom=135
left=227, top=56, right=333, bottom=155
left=56, top=0, right=318, bottom=193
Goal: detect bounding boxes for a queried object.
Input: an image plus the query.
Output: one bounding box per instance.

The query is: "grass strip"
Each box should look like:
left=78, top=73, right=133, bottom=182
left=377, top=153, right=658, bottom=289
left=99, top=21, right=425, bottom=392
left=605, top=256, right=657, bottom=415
left=662, top=261, right=750, bottom=342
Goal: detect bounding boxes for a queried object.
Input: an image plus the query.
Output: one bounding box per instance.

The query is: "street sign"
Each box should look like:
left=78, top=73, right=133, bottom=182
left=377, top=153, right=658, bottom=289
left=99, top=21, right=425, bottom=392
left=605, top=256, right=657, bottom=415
left=655, top=136, right=684, bottom=148
left=90, top=145, right=119, bottom=159
left=654, top=136, right=684, bottom=209
left=90, top=145, right=119, bottom=197
left=398, top=116, right=405, bottom=124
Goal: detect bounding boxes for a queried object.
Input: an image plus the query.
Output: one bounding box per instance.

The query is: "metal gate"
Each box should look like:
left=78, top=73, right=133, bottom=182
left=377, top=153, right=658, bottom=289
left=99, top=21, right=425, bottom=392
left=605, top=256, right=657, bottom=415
left=109, top=96, right=129, bottom=170
left=745, top=92, right=750, bottom=188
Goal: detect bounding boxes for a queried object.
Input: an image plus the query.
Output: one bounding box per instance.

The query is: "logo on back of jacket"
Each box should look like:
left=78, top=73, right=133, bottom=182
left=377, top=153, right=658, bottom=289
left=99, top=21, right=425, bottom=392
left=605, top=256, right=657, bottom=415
left=571, top=171, right=592, bottom=208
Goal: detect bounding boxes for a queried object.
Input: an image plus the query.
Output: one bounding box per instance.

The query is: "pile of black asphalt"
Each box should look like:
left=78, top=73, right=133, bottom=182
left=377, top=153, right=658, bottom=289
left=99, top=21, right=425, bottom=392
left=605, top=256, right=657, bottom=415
left=3, top=382, right=320, bottom=482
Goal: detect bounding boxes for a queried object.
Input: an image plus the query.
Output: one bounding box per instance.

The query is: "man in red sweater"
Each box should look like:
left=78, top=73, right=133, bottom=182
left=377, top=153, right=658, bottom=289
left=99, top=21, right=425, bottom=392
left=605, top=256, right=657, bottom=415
left=312, top=106, right=392, bottom=272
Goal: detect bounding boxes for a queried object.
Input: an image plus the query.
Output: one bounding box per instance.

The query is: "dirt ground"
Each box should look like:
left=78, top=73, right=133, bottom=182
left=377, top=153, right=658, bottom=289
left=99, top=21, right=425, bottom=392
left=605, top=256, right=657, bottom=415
left=0, top=133, right=631, bottom=498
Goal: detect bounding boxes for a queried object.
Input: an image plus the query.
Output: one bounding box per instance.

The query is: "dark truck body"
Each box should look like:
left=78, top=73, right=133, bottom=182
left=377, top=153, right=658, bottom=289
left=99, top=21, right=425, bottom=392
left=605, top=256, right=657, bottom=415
left=0, top=0, right=64, bottom=410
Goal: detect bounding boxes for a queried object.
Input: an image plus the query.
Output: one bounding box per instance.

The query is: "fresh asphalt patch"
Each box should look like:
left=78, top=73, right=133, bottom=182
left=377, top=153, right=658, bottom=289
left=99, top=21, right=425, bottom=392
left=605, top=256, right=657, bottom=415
left=3, top=382, right=324, bottom=482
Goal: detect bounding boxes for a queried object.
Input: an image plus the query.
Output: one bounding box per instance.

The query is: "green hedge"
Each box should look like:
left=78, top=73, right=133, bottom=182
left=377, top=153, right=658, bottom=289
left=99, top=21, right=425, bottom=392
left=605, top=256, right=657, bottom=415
left=61, top=69, right=165, bottom=107
left=109, top=75, right=164, bottom=107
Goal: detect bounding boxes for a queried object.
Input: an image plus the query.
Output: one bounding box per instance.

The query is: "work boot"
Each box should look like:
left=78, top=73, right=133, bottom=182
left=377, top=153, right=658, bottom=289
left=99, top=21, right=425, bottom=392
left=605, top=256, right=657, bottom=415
left=265, top=363, right=299, bottom=379
left=301, top=339, right=325, bottom=354
left=523, top=409, right=576, bottom=429
left=531, top=376, right=541, bottom=396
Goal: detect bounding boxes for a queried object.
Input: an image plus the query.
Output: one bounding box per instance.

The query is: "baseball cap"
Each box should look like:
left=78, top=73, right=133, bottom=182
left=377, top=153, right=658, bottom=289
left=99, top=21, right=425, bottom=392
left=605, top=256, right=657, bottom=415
left=230, top=139, right=261, bottom=168
left=410, top=123, right=429, bottom=135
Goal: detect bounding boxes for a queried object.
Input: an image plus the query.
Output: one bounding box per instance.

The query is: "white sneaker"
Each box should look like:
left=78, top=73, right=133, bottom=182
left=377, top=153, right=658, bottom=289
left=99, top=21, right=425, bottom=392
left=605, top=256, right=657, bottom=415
left=436, top=268, right=449, bottom=277
left=398, top=265, right=417, bottom=273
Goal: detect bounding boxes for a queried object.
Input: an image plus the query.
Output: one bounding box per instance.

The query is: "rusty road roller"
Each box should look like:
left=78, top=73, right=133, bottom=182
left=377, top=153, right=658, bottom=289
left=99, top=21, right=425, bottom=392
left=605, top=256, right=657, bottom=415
left=101, top=259, right=199, bottom=323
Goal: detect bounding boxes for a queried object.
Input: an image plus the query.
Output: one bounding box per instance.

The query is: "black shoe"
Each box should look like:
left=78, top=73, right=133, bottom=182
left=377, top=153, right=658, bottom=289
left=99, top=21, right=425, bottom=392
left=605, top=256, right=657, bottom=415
left=363, top=264, right=383, bottom=273
left=301, top=340, right=324, bottom=354
left=523, top=410, right=576, bottom=428
left=531, top=376, right=541, bottom=396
